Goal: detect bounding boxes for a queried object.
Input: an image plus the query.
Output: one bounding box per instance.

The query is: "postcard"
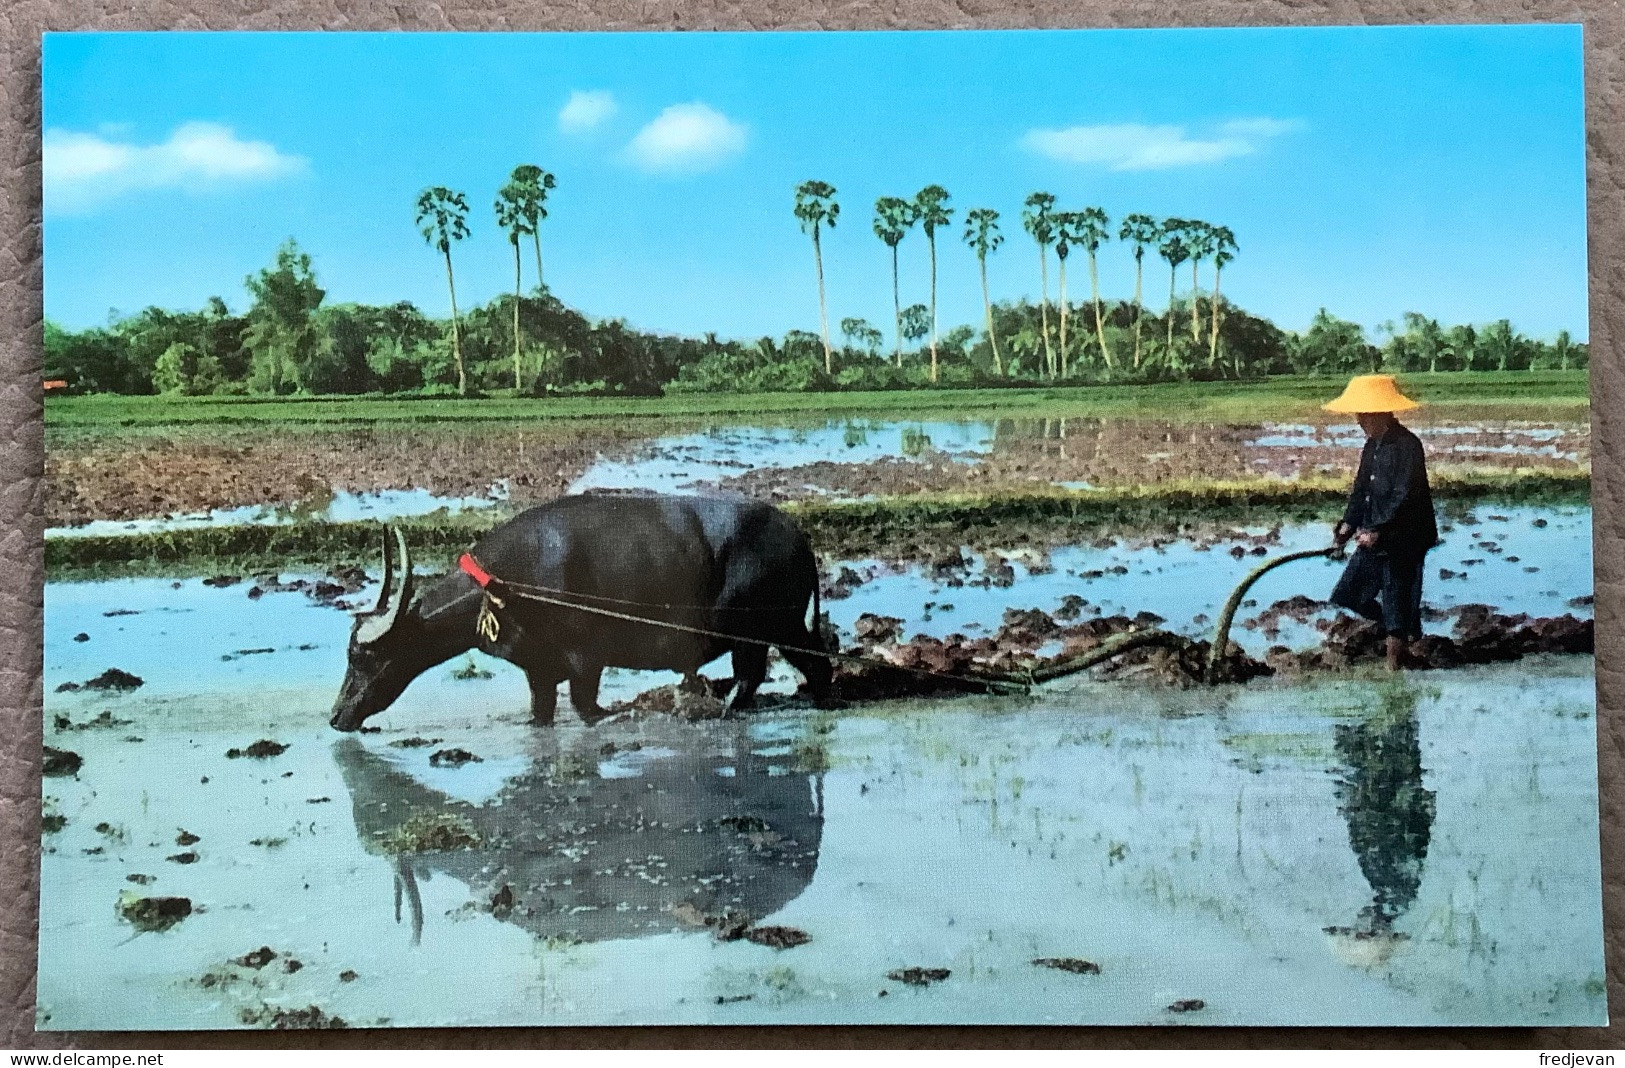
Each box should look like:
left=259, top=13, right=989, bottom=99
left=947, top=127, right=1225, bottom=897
left=39, top=25, right=1600, bottom=1028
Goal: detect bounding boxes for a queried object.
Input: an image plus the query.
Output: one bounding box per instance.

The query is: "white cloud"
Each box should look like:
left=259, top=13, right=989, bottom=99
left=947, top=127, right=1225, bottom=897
left=558, top=90, right=618, bottom=134
left=623, top=103, right=747, bottom=175
left=1021, top=118, right=1299, bottom=171
left=44, top=122, right=305, bottom=211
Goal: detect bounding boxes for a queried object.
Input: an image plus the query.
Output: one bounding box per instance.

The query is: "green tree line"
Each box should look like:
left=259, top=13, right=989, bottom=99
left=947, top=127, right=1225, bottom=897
left=44, top=167, right=1588, bottom=397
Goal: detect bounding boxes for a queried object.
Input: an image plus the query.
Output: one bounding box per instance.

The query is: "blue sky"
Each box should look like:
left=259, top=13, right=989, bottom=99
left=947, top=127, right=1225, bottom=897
left=42, top=26, right=1588, bottom=342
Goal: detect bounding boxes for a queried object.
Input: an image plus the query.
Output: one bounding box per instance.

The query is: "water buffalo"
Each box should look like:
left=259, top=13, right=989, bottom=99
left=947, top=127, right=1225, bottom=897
left=330, top=491, right=832, bottom=732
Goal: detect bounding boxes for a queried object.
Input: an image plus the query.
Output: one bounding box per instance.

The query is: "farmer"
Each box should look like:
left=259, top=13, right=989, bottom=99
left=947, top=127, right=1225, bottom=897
left=1323, top=374, right=1439, bottom=671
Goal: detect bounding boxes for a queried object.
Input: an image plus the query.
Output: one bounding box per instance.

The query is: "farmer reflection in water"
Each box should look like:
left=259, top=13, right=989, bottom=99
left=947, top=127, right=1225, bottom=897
left=1326, top=687, right=1436, bottom=951
left=1324, top=375, right=1439, bottom=671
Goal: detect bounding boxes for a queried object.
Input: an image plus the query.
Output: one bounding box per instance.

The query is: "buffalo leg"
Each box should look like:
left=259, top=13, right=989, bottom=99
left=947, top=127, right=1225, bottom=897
left=780, top=638, right=833, bottom=701
left=569, top=667, right=608, bottom=724
left=524, top=670, right=560, bottom=727
left=730, top=644, right=769, bottom=709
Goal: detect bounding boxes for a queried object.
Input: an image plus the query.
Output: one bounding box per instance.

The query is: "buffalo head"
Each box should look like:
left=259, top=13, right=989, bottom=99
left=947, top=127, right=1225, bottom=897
left=331, top=527, right=419, bottom=732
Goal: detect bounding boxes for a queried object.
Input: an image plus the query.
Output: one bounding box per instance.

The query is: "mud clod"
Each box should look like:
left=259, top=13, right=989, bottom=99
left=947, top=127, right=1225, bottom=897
left=235, top=946, right=278, bottom=969
left=429, top=748, right=483, bottom=768
left=240, top=1004, right=349, bottom=1030
left=116, top=892, right=192, bottom=933
left=853, top=614, right=905, bottom=645
left=175, top=829, right=200, bottom=846
left=43, top=747, right=83, bottom=777
left=888, top=967, right=951, bottom=987
left=167, top=851, right=199, bottom=864
left=221, top=647, right=276, bottom=662
left=382, top=812, right=482, bottom=853
left=670, top=902, right=753, bottom=941
left=226, top=739, right=288, bottom=760
left=339, top=970, right=359, bottom=983
left=1033, top=957, right=1101, bottom=975
left=1167, top=999, right=1206, bottom=1013
left=743, top=925, right=811, bottom=950
left=56, top=668, right=144, bottom=694
left=55, top=710, right=133, bottom=731
left=389, top=736, right=444, bottom=749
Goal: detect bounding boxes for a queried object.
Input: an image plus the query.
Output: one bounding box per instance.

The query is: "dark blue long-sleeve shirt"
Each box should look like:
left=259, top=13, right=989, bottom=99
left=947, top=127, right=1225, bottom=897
left=1341, top=422, right=1439, bottom=557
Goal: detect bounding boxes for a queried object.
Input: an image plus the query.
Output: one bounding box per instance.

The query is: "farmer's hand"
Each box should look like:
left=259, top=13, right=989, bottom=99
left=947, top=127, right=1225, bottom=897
left=1332, top=522, right=1353, bottom=547
left=1355, top=529, right=1380, bottom=549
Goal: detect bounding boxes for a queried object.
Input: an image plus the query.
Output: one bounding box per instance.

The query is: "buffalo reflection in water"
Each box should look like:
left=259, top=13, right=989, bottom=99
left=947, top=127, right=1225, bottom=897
left=333, top=718, right=824, bottom=945
left=1325, top=686, right=1436, bottom=961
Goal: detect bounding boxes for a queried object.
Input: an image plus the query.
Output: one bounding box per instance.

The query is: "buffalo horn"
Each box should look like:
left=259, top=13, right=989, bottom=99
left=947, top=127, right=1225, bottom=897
left=357, top=527, right=413, bottom=644
left=371, top=529, right=395, bottom=615
left=386, top=527, right=415, bottom=632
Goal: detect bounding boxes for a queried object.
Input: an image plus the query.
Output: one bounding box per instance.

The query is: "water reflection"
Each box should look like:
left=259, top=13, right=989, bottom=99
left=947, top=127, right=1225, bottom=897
left=333, top=722, right=823, bottom=945
left=1325, top=686, right=1436, bottom=959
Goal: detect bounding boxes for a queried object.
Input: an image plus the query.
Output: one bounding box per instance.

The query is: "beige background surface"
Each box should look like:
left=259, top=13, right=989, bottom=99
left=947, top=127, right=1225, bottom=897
left=1, top=3, right=1620, bottom=1048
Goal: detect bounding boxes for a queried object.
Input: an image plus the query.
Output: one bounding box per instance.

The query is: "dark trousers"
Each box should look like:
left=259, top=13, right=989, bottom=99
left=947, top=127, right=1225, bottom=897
left=1330, top=548, right=1426, bottom=641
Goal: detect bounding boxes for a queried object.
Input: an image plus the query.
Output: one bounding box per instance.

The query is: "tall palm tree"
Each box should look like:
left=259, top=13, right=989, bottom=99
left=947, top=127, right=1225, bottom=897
left=1052, top=212, right=1077, bottom=377
left=1183, top=220, right=1215, bottom=345
left=962, top=208, right=1005, bottom=376
left=1076, top=206, right=1113, bottom=369
left=794, top=180, right=840, bottom=375
left=508, top=164, right=557, bottom=291
left=415, top=186, right=472, bottom=395
left=494, top=182, right=535, bottom=391
left=873, top=196, right=918, bottom=367
left=1157, top=221, right=1191, bottom=370
left=913, top=185, right=953, bottom=384
left=1022, top=192, right=1059, bottom=378
left=1119, top=214, right=1160, bottom=370
left=1206, top=225, right=1238, bottom=367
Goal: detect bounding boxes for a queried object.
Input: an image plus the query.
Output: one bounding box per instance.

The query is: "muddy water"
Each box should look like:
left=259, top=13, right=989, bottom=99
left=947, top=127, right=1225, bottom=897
left=38, top=503, right=1603, bottom=1029
left=37, top=663, right=1603, bottom=1028
left=47, top=412, right=1591, bottom=527
left=41, top=505, right=1591, bottom=702
left=48, top=485, right=510, bottom=540
left=570, top=421, right=992, bottom=495
left=572, top=416, right=1590, bottom=501
left=832, top=505, right=1593, bottom=654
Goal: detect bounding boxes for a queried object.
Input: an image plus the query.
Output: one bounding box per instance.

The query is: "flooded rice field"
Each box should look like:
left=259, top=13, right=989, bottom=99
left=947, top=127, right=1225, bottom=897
left=46, top=412, right=1589, bottom=529
left=40, top=399, right=1601, bottom=1027
left=49, top=485, right=512, bottom=540
left=38, top=501, right=1602, bottom=1028
left=38, top=665, right=1604, bottom=1028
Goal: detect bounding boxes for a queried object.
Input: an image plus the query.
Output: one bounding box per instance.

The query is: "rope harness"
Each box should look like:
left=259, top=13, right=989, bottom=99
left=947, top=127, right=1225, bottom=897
left=457, top=552, right=1033, bottom=695
left=451, top=543, right=1344, bottom=697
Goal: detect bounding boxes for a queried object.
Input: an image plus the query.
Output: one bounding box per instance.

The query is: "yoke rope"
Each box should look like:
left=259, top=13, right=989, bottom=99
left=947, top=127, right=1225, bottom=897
left=458, top=551, right=1034, bottom=695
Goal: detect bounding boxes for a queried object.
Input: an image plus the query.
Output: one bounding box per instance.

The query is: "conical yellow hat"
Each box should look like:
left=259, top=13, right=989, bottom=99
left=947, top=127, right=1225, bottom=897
left=1322, top=374, right=1420, bottom=414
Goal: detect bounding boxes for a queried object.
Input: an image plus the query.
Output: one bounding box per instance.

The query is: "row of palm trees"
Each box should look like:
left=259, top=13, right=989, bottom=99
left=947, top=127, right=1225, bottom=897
left=793, top=179, right=1239, bottom=383
left=415, top=165, right=557, bottom=395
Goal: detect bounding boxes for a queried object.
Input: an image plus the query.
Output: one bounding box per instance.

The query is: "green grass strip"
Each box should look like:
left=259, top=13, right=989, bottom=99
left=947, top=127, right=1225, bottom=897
left=45, top=470, right=1590, bottom=580
left=44, top=371, right=1590, bottom=432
